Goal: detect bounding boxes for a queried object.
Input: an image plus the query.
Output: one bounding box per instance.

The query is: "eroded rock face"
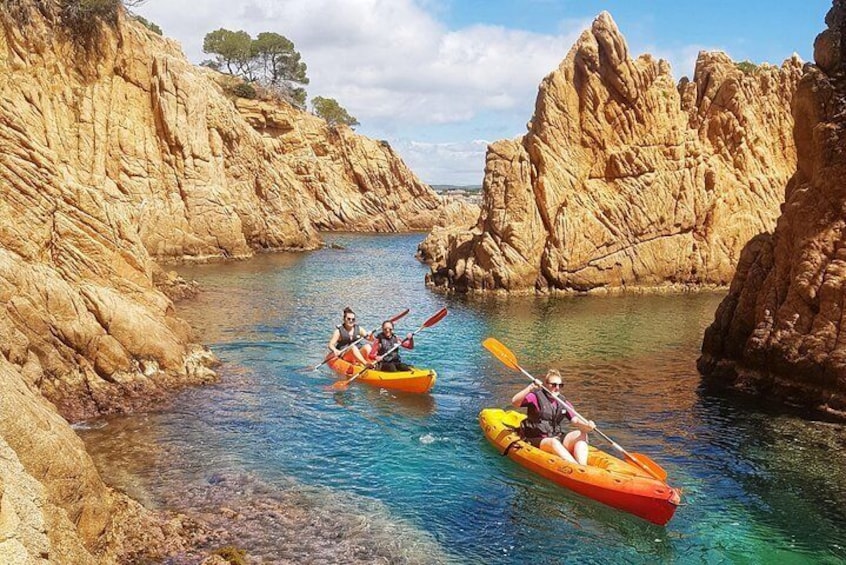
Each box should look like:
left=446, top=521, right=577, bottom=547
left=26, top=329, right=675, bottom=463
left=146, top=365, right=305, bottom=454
left=0, top=0, right=441, bottom=560
left=421, top=12, right=802, bottom=293
left=0, top=357, right=210, bottom=564
left=0, top=1, right=441, bottom=417
left=417, top=198, right=481, bottom=267
left=699, top=0, right=846, bottom=419
left=235, top=98, right=442, bottom=232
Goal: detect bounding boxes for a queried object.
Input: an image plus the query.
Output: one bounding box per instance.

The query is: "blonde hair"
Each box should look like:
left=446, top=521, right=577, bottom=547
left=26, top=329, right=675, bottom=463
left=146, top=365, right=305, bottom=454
left=545, top=369, right=562, bottom=383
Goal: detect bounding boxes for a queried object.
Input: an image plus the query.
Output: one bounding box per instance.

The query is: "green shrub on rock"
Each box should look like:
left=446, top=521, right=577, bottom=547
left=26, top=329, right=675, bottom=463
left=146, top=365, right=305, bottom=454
left=735, top=60, right=759, bottom=74
left=228, top=82, right=258, bottom=99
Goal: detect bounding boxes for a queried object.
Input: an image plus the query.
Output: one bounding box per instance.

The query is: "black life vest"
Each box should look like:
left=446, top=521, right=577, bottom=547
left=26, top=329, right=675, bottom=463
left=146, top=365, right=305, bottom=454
left=374, top=332, right=401, bottom=363
left=521, top=390, right=569, bottom=438
left=336, top=323, right=360, bottom=348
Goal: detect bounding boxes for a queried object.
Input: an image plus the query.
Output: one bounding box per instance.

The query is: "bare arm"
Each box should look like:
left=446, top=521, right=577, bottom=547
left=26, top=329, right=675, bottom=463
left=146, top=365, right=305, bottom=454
left=328, top=329, right=341, bottom=355
left=568, top=408, right=596, bottom=433
left=511, top=382, right=538, bottom=408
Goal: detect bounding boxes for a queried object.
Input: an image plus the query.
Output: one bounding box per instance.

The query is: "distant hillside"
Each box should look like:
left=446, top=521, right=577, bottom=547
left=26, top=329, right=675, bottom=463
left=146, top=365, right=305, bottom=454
left=431, top=184, right=483, bottom=192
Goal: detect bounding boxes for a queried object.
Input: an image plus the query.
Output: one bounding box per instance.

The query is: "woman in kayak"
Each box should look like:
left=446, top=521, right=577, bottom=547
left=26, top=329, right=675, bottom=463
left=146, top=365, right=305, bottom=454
left=328, top=307, right=373, bottom=366
left=511, top=369, right=596, bottom=465
left=368, top=320, right=414, bottom=372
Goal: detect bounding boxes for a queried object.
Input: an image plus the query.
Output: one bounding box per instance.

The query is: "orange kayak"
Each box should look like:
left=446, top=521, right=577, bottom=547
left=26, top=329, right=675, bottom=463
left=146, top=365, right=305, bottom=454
left=479, top=408, right=680, bottom=525
left=325, top=353, right=436, bottom=394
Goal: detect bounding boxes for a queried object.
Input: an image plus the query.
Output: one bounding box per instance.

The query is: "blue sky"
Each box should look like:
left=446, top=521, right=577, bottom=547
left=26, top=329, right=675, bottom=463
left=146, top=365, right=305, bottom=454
left=137, top=0, right=830, bottom=185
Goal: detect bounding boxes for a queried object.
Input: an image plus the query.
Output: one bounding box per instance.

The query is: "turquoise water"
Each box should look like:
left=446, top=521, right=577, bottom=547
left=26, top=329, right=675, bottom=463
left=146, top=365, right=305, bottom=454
left=80, top=234, right=846, bottom=564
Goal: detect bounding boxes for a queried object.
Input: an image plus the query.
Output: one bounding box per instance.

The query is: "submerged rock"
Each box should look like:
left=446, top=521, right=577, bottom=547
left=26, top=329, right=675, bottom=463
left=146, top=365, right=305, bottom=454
left=421, top=12, right=802, bottom=293
left=699, top=0, right=846, bottom=420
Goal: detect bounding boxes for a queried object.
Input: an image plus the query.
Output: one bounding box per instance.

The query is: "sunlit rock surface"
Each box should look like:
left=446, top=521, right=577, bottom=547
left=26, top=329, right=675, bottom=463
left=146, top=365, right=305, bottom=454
left=234, top=98, right=442, bottom=232
left=699, top=0, right=846, bottom=420
left=0, top=0, right=442, bottom=560
left=421, top=12, right=802, bottom=293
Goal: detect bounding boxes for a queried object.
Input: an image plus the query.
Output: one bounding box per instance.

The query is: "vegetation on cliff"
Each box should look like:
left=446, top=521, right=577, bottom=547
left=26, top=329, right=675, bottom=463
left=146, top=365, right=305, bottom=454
left=202, top=28, right=309, bottom=107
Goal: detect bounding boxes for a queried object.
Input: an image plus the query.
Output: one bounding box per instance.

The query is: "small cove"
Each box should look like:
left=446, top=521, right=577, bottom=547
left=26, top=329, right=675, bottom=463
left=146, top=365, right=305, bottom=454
left=80, top=233, right=846, bottom=564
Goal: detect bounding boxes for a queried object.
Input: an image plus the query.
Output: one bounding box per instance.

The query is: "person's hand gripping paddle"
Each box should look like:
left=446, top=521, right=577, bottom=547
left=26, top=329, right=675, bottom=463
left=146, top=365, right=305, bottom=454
left=482, top=337, right=668, bottom=481
left=297, top=309, right=410, bottom=373
left=330, top=308, right=448, bottom=392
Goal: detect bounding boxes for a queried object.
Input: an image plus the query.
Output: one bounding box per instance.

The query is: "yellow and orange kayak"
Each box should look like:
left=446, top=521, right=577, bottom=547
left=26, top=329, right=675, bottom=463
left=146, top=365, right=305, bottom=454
left=325, top=353, right=436, bottom=394
left=479, top=409, right=680, bottom=525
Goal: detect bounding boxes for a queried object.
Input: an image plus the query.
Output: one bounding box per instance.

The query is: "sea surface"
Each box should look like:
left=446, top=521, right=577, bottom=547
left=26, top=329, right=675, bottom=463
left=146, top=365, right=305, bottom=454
left=79, top=234, right=846, bottom=564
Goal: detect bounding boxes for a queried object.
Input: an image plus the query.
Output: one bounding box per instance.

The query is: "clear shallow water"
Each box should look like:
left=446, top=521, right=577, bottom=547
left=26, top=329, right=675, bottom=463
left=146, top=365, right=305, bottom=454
left=80, top=234, right=846, bottom=564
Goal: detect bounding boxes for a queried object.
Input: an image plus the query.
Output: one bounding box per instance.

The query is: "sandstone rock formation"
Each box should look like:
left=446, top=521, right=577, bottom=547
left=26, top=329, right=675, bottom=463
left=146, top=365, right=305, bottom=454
left=0, top=355, right=213, bottom=563
left=420, top=12, right=802, bottom=293
left=416, top=198, right=480, bottom=267
left=699, top=0, right=846, bottom=420
left=235, top=98, right=442, bottom=232
left=0, top=0, right=442, bottom=560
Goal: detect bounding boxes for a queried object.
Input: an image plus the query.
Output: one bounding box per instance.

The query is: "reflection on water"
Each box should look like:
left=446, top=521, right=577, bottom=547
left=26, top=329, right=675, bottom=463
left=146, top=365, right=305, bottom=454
left=79, top=234, right=846, bottom=564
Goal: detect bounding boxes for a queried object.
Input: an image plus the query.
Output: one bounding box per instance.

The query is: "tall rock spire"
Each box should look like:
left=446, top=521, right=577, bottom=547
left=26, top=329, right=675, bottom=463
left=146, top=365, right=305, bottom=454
left=419, top=12, right=802, bottom=294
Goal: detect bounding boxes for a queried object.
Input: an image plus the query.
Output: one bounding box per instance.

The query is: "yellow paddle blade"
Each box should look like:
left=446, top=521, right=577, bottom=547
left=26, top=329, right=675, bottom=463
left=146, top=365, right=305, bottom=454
left=629, top=452, right=668, bottom=482
left=330, top=379, right=351, bottom=391
left=482, top=337, right=519, bottom=370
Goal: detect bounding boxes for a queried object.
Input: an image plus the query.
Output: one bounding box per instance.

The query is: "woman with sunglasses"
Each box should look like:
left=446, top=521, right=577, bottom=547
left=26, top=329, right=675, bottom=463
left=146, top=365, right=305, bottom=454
left=511, top=369, right=596, bottom=465
left=328, top=307, right=373, bottom=366
left=368, top=320, right=414, bottom=372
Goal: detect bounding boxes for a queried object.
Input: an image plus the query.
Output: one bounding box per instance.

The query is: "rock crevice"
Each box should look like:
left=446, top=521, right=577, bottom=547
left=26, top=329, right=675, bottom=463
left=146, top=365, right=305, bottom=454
left=699, top=0, right=846, bottom=419
left=420, top=12, right=802, bottom=294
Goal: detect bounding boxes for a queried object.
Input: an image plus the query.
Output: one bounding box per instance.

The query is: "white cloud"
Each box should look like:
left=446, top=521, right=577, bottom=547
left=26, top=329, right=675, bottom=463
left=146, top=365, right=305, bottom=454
left=394, top=139, right=491, bottom=185
left=134, top=1, right=711, bottom=184
left=141, top=1, right=584, bottom=123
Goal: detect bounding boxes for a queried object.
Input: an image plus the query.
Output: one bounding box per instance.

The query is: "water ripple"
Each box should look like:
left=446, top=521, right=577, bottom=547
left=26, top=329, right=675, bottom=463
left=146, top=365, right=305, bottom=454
left=79, top=234, right=846, bottom=564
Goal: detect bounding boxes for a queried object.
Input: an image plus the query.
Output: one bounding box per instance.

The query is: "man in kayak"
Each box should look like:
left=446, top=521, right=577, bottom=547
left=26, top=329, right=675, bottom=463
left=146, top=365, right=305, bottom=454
left=511, top=369, right=596, bottom=465
left=368, top=319, right=414, bottom=372
left=328, top=307, right=373, bottom=366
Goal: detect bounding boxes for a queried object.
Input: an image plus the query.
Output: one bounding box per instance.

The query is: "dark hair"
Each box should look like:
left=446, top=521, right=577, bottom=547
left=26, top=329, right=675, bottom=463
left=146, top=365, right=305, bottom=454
left=342, top=307, right=356, bottom=323
left=382, top=320, right=394, bottom=330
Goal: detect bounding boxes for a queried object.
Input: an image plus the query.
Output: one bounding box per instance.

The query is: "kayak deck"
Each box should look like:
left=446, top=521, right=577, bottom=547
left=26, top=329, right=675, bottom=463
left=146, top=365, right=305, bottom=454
left=325, top=352, right=436, bottom=394
left=480, top=408, right=680, bottom=525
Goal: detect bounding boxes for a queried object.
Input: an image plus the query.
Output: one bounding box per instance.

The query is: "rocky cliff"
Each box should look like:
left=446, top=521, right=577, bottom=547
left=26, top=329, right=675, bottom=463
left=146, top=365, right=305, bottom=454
left=0, top=356, right=209, bottom=564
left=699, top=0, right=846, bottom=420
left=420, top=12, right=802, bottom=293
left=235, top=98, right=442, bottom=232
left=0, top=0, right=442, bottom=561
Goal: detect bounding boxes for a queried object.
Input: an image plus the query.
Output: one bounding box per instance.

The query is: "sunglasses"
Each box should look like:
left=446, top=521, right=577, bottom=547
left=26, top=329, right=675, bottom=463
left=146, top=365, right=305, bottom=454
left=547, top=382, right=562, bottom=387
left=346, top=317, right=356, bottom=322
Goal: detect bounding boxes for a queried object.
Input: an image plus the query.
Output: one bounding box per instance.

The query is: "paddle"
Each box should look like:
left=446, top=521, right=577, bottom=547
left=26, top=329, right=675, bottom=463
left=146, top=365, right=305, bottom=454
left=297, top=308, right=410, bottom=373
left=482, top=337, right=668, bottom=482
left=330, top=307, right=448, bottom=391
